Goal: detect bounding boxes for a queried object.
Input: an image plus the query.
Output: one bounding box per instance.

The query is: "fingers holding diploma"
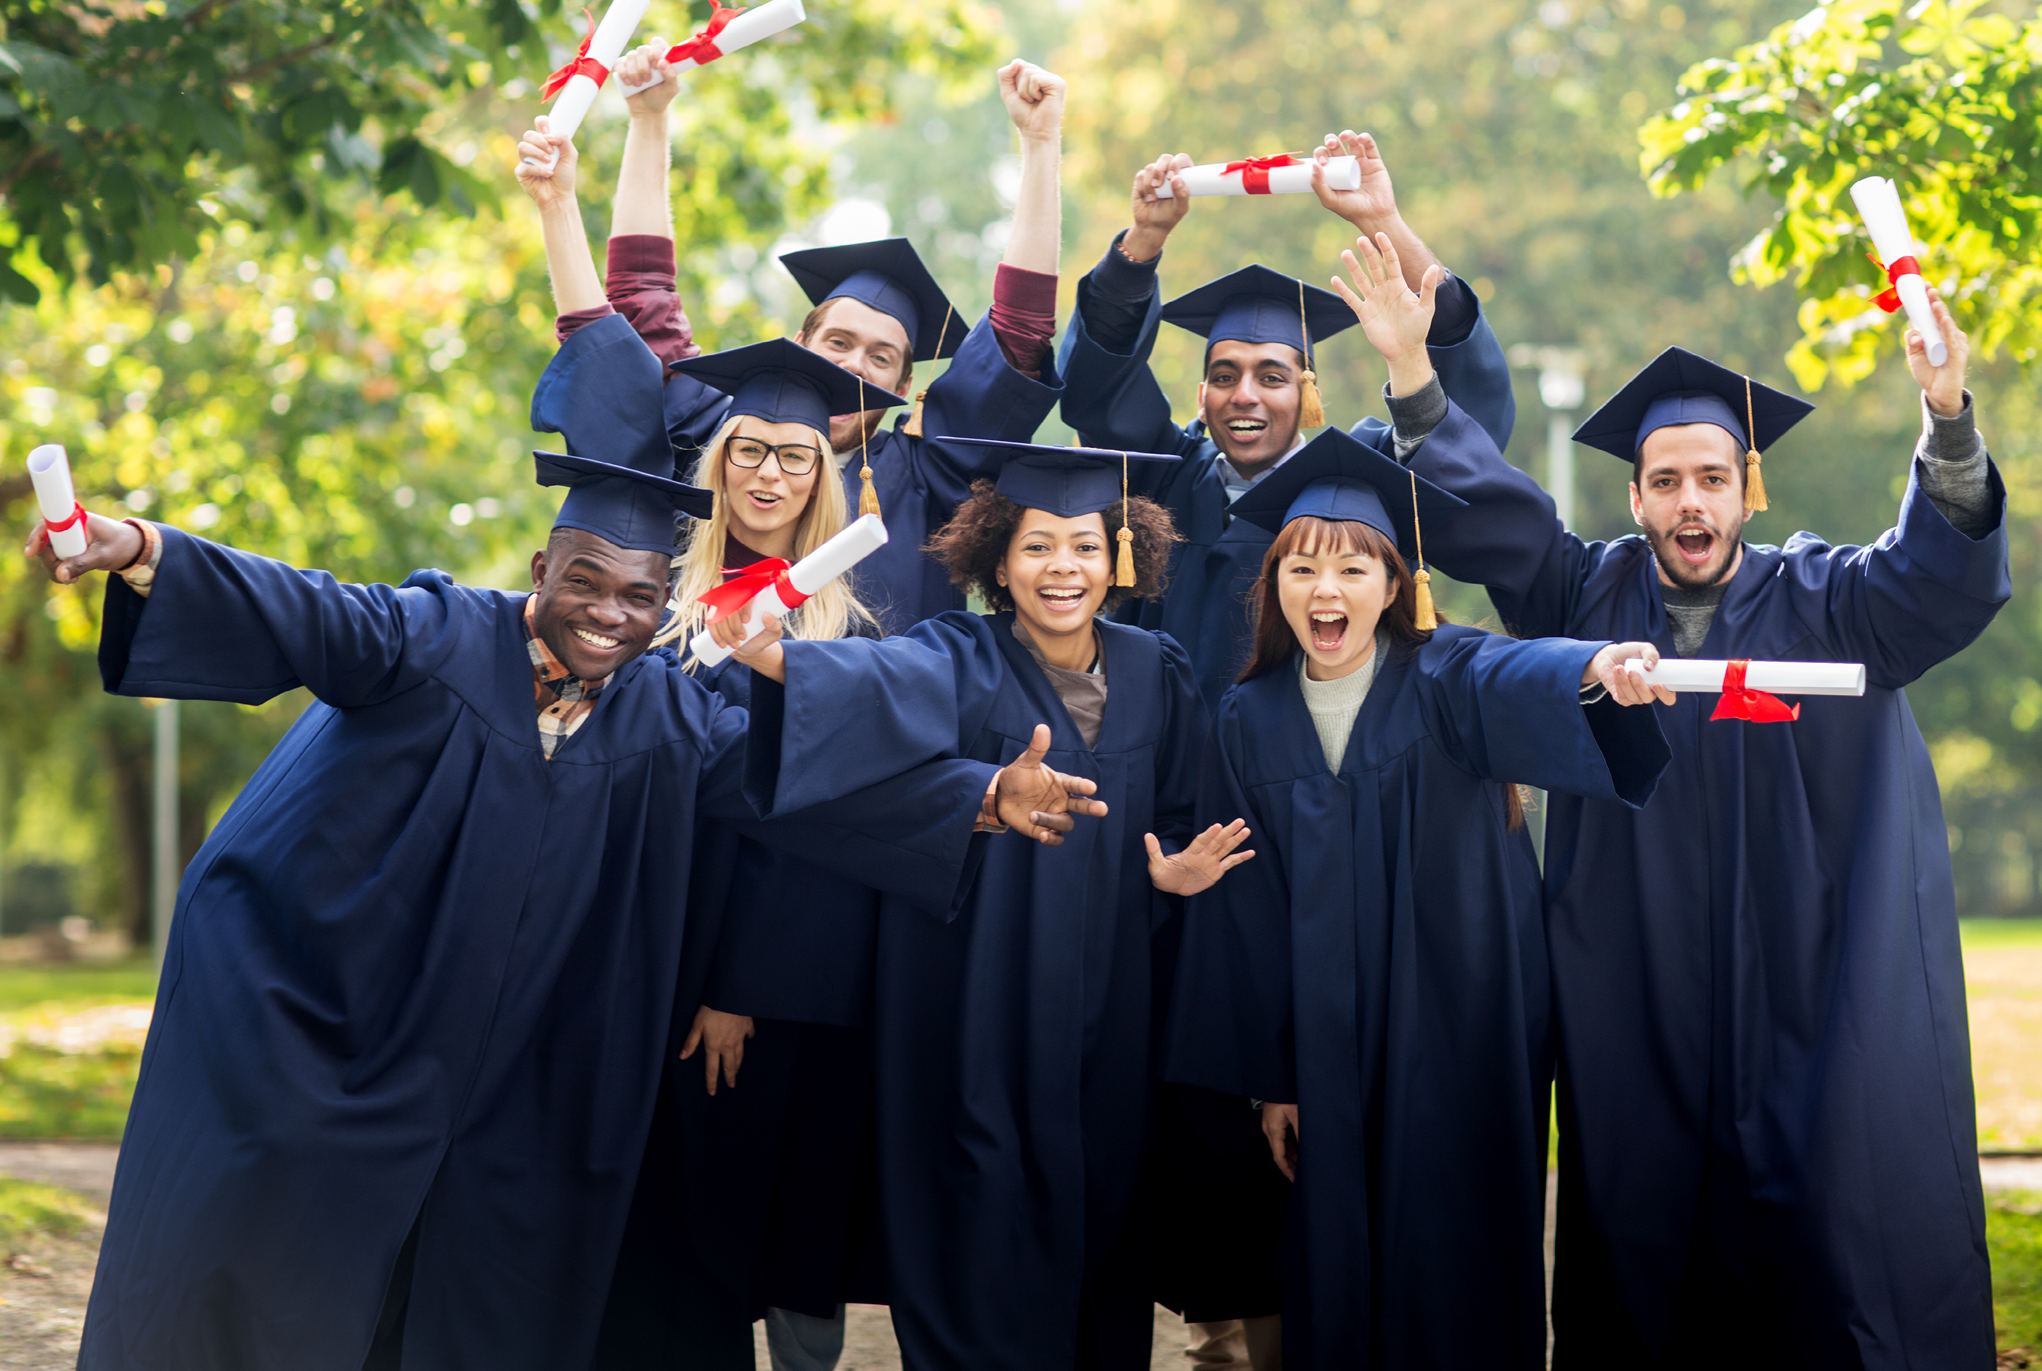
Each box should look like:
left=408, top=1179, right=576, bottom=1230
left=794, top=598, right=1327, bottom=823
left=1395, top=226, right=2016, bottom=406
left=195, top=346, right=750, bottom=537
left=711, top=609, right=787, bottom=682
left=24, top=510, right=143, bottom=586
left=1587, top=641, right=1676, bottom=708
left=514, top=116, right=579, bottom=208
left=1908, top=286, right=1970, bottom=418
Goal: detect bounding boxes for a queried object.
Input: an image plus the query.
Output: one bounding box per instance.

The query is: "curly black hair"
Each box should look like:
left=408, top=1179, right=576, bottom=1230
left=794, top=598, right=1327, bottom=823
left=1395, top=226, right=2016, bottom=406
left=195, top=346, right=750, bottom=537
left=925, top=479, right=1180, bottom=613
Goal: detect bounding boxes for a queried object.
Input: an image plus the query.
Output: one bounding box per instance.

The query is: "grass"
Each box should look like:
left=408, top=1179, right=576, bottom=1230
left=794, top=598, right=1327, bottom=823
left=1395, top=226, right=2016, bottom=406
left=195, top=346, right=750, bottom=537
left=0, top=1177, right=93, bottom=1253
left=0, top=960, right=155, bottom=1140
left=1964, top=922, right=2042, bottom=1152
left=1992, top=1192, right=2042, bottom=1363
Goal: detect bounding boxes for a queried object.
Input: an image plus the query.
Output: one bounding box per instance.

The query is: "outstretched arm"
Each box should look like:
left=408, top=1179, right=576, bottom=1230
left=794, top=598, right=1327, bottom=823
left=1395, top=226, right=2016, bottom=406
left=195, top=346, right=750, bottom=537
left=998, top=59, right=1063, bottom=276
left=611, top=41, right=679, bottom=240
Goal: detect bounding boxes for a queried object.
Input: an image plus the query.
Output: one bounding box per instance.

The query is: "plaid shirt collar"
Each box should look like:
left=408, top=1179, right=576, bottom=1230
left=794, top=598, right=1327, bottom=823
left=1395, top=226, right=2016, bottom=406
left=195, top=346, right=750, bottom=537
left=523, top=597, right=612, bottom=705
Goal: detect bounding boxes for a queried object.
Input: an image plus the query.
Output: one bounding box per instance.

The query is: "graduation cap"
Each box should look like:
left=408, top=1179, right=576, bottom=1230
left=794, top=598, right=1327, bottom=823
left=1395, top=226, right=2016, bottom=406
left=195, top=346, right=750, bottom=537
left=668, top=338, right=908, bottom=517
left=943, top=438, right=1183, bottom=587
left=531, top=312, right=713, bottom=554
left=1158, top=265, right=1359, bottom=430
left=1227, top=427, right=1467, bottom=629
left=1571, top=346, right=1815, bottom=515
left=779, top=238, right=962, bottom=440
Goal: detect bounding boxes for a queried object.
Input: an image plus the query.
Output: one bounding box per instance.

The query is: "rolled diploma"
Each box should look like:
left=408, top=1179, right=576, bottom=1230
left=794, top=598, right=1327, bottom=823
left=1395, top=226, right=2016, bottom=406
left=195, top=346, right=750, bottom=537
left=27, top=445, right=86, bottom=559
left=524, top=0, right=654, bottom=169
left=1622, top=658, right=1867, bottom=697
left=1848, top=176, right=1946, bottom=367
left=619, top=0, right=808, bottom=93
left=1153, top=156, right=1360, bottom=199
left=690, top=513, right=889, bottom=668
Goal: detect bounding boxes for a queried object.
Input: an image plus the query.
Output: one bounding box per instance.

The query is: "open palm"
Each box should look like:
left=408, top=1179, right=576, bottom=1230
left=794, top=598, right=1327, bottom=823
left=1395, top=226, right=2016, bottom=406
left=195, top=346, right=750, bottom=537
left=1332, top=232, right=1439, bottom=364
left=1146, top=819, right=1255, bottom=896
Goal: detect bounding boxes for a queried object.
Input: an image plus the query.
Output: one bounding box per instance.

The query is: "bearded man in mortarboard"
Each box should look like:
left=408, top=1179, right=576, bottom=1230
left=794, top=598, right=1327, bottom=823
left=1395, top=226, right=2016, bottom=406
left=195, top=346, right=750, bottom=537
left=1350, top=235, right=2008, bottom=1370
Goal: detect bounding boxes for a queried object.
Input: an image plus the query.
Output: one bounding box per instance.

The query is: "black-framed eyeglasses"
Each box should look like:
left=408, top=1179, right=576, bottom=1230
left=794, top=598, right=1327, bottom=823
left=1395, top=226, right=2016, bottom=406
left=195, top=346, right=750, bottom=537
left=726, top=437, right=823, bottom=476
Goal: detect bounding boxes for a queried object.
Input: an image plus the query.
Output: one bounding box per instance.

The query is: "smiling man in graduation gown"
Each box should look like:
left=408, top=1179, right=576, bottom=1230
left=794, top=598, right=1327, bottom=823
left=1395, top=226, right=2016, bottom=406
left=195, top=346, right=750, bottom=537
left=31, top=316, right=1103, bottom=1371
left=1056, top=132, right=1518, bottom=710
left=1394, top=292, right=2007, bottom=1367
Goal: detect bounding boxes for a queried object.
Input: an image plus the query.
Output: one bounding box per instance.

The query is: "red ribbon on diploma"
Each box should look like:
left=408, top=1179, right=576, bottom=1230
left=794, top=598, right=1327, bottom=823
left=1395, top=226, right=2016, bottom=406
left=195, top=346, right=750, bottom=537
left=1222, top=153, right=1302, bottom=195
left=542, top=9, right=612, bottom=100
left=665, top=1, right=745, bottom=66
left=32, top=501, right=85, bottom=553
left=1866, top=250, right=1922, bottom=314
left=1710, top=659, right=1800, bottom=723
left=697, top=558, right=811, bottom=623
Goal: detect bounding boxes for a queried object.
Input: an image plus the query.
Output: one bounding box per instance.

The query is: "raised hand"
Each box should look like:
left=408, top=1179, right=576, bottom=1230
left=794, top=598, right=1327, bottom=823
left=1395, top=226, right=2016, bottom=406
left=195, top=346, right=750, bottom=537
left=1585, top=641, right=1676, bottom=707
left=514, top=116, right=578, bottom=209
left=618, top=40, right=681, bottom=115
left=999, top=58, right=1066, bottom=142
left=994, top=723, right=1110, bottom=845
left=1908, top=287, right=1970, bottom=418
left=1311, top=130, right=1400, bottom=231
left=25, top=510, right=142, bottom=585
left=1145, top=819, right=1255, bottom=896
left=1124, top=152, right=1194, bottom=263
left=1333, top=232, right=1441, bottom=396
left=679, top=1005, right=755, bottom=1095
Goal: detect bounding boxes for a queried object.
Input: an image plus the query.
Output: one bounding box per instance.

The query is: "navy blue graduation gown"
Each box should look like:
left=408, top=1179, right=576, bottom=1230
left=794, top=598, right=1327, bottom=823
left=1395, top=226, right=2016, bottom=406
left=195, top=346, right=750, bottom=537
left=650, top=311, right=1066, bottom=635
left=668, top=640, right=890, bottom=1322
left=1406, top=432, right=2010, bottom=1368
left=78, top=528, right=996, bottom=1371
left=1166, top=627, right=1667, bottom=1370
left=1056, top=279, right=1517, bottom=708
left=760, top=612, right=1206, bottom=1370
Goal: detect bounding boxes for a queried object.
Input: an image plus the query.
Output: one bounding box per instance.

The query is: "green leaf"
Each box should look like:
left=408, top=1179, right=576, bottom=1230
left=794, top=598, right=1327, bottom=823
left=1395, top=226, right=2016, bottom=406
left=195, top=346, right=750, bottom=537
left=0, top=256, right=38, bottom=305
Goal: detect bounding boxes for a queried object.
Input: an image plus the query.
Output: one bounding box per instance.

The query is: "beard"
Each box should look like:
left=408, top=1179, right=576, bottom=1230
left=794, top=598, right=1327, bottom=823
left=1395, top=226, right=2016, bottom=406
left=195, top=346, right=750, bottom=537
left=828, top=408, right=892, bottom=456
left=1644, top=512, right=1744, bottom=591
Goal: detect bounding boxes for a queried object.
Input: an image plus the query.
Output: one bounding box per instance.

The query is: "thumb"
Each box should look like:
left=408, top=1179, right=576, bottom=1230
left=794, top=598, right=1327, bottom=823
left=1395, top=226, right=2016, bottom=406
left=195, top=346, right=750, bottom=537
left=1015, top=723, right=1051, bottom=770
left=1144, top=832, right=1163, bottom=862
left=1417, top=263, right=1443, bottom=310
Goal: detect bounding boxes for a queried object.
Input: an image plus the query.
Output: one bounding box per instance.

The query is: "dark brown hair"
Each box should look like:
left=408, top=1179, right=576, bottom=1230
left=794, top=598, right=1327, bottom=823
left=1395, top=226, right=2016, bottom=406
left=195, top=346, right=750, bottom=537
left=1238, top=516, right=1523, bottom=829
left=925, top=478, right=1179, bottom=613
left=796, top=299, right=913, bottom=393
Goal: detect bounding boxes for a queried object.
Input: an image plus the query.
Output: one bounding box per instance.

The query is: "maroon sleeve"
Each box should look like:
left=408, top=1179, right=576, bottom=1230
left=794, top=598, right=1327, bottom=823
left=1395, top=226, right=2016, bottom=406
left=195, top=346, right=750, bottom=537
left=551, top=235, right=702, bottom=366
left=988, top=264, right=1058, bottom=381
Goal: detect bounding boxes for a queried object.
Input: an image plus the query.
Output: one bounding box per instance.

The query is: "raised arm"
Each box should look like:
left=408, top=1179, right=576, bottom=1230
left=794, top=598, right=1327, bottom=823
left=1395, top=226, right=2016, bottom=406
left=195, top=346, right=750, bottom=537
left=32, top=514, right=446, bottom=709
left=514, top=119, right=606, bottom=315
left=611, top=41, right=678, bottom=239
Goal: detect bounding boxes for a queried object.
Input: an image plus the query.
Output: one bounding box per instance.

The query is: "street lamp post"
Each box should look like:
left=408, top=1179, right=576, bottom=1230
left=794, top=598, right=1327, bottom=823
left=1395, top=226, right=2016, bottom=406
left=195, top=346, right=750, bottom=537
left=152, top=698, right=179, bottom=969
left=1507, top=345, right=1587, bottom=530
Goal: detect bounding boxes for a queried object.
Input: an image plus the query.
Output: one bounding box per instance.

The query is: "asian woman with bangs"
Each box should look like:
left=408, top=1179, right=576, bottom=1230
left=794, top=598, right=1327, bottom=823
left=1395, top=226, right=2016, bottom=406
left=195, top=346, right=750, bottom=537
left=1160, top=427, right=1673, bottom=1371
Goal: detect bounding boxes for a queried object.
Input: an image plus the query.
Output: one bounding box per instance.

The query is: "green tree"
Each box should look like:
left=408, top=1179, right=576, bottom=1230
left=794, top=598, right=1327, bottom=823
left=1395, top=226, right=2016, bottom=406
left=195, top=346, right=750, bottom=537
left=0, top=0, right=999, bottom=942
left=1639, top=0, right=2042, bottom=391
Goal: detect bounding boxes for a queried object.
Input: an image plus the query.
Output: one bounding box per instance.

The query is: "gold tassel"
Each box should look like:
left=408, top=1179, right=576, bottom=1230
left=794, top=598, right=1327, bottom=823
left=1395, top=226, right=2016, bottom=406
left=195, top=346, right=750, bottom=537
left=1298, top=368, right=1326, bottom=428
left=1412, top=567, right=1437, bottom=631
left=1741, top=375, right=1767, bottom=514
left=1407, top=468, right=1436, bottom=630
left=1296, top=279, right=1325, bottom=429
left=902, top=389, right=929, bottom=437
left=857, top=419, right=880, bottom=517
left=1114, top=451, right=1136, bottom=586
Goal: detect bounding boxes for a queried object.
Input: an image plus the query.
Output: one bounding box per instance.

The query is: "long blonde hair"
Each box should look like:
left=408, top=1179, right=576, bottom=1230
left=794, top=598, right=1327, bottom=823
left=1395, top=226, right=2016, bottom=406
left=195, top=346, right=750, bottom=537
left=655, top=412, right=877, bottom=663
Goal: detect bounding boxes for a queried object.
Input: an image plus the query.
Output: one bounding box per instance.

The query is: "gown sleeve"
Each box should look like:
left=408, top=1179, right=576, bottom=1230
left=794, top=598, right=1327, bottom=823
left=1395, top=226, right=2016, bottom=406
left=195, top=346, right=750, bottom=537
left=1162, top=697, right=1297, bottom=1103
left=1422, top=302, right=1516, bottom=453
left=98, top=526, right=457, bottom=708
left=1797, top=456, right=2010, bottom=690
left=1055, top=256, right=1197, bottom=459
left=1413, top=628, right=1669, bottom=806
left=915, top=308, right=1067, bottom=445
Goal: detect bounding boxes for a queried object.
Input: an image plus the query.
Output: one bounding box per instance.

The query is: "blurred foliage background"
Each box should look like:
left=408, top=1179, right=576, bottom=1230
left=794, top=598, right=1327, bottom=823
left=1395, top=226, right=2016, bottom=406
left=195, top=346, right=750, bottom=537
left=1, top=0, right=2038, bottom=942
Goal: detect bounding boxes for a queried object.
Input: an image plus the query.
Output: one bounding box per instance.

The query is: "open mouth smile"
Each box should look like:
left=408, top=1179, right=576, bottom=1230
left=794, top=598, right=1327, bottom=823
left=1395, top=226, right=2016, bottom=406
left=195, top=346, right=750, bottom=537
left=1225, top=418, right=1269, bottom=439
left=571, top=627, right=622, bottom=651
left=745, top=490, right=783, bottom=511
left=1038, top=586, right=1087, bottom=614
left=1672, top=525, right=1715, bottom=566
left=1309, top=609, right=1349, bottom=652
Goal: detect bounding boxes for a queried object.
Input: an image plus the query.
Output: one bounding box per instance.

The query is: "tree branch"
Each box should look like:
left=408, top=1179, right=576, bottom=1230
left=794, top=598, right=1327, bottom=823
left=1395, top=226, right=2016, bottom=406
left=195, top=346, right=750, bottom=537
left=227, top=33, right=340, bottom=86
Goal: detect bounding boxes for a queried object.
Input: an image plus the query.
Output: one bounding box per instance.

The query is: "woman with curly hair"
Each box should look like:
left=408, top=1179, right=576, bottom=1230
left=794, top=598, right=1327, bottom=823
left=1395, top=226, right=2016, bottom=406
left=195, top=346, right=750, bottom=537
left=1160, top=426, right=1673, bottom=1371
left=734, top=439, right=1254, bottom=1371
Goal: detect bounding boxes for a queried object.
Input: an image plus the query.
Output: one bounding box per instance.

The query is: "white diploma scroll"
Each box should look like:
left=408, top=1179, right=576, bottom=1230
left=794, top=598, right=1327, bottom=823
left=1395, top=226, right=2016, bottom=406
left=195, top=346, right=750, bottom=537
left=690, top=512, right=888, bottom=668
left=1621, top=658, right=1867, bottom=697
left=618, top=0, right=809, bottom=94
left=1152, top=155, right=1361, bottom=199
left=523, top=0, right=653, bottom=170
left=27, top=444, right=86, bottom=559
left=1848, top=176, right=1947, bottom=368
